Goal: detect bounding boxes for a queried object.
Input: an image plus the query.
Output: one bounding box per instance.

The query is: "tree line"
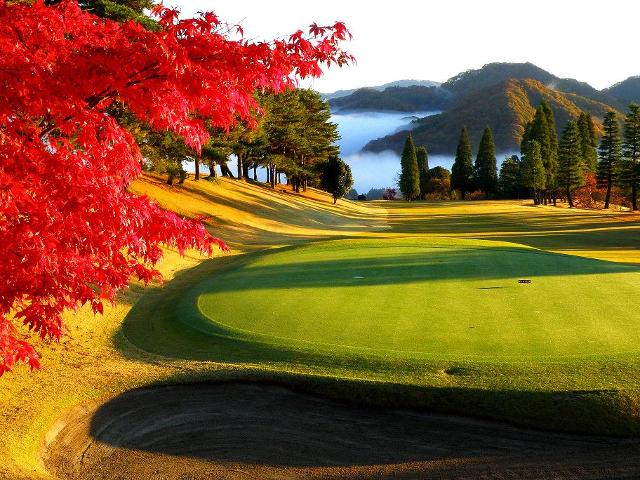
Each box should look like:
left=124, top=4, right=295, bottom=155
left=398, top=99, right=640, bottom=210
left=121, top=88, right=353, bottom=202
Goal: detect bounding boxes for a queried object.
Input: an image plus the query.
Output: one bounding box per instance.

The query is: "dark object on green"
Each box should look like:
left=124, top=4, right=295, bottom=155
left=518, top=279, right=532, bottom=284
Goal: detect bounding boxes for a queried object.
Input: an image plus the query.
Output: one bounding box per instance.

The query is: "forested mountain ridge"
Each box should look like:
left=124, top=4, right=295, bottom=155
left=364, top=78, right=619, bottom=155
left=328, top=85, right=452, bottom=112
left=321, top=79, right=441, bottom=100
left=604, top=76, right=640, bottom=105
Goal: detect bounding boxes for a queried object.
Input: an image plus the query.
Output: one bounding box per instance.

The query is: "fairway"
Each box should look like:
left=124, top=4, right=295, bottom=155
left=196, top=237, right=640, bottom=360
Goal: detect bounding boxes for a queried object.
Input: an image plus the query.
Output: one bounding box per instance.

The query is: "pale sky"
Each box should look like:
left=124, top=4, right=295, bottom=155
left=170, top=1, right=638, bottom=93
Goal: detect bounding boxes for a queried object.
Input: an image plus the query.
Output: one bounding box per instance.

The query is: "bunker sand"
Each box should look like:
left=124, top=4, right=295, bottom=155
left=45, top=383, right=640, bottom=480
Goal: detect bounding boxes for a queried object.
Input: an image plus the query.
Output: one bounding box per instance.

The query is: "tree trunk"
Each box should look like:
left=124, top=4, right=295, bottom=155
left=633, top=183, right=638, bottom=211
left=236, top=154, right=243, bottom=180
left=604, top=178, right=612, bottom=209
left=194, top=157, right=200, bottom=181
left=567, top=187, right=574, bottom=208
left=242, top=161, right=249, bottom=179
left=333, top=194, right=337, bottom=204
left=220, top=161, right=234, bottom=178
left=270, top=165, right=276, bottom=188
left=167, top=173, right=174, bottom=186
left=206, top=161, right=217, bottom=179
left=253, top=164, right=257, bottom=182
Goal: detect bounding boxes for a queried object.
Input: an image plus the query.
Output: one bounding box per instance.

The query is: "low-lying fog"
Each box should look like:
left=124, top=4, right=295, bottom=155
left=185, top=110, right=514, bottom=195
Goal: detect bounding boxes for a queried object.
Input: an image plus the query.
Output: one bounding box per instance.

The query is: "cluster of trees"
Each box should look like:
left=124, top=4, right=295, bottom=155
left=0, top=0, right=351, bottom=373
left=395, top=136, right=454, bottom=200
left=137, top=89, right=349, bottom=197
left=442, top=99, right=640, bottom=210
left=495, top=101, right=640, bottom=210
left=451, top=126, right=497, bottom=199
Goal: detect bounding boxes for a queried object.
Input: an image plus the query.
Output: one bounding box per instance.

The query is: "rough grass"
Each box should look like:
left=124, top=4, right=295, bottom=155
left=2, top=174, right=640, bottom=478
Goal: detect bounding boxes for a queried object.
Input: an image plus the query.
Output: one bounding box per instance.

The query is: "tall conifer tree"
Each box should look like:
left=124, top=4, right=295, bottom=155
left=597, top=111, right=622, bottom=209
left=520, top=141, right=545, bottom=204
left=415, top=146, right=430, bottom=200
left=620, top=104, right=640, bottom=210
left=558, top=121, right=585, bottom=208
left=399, top=135, right=420, bottom=200
left=577, top=112, right=598, bottom=172
left=451, top=127, right=474, bottom=199
left=474, top=126, right=497, bottom=199
left=541, top=101, right=559, bottom=203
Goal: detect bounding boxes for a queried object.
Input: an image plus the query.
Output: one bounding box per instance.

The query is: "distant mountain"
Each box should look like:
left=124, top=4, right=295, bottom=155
left=604, top=76, right=640, bottom=105
left=441, top=62, right=555, bottom=96
left=329, top=85, right=452, bottom=112
left=364, top=78, right=617, bottom=155
left=322, top=79, right=441, bottom=101
left=441, top=62, right=625, bottom=109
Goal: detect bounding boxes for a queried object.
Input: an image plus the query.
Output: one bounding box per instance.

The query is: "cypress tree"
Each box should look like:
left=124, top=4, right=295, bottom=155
left=577, top=112, right=598, bottom=172
left=498, top=154, right=521, bottom=199
left=541, top=101, right=559, bottom=203
left=597, top=111, right=622, bottom=209
left=451, top=127, right=474, bottom=199
left=621, top=104, right=640, bottom=211
left=415, top=146, right=430, bottom=200
left=399, top=135, right=420, bottom=200
left=558, top=121, right=585, bottom=208
left=520, top=141, right=545, bottom=204
left=474, top=126, right=497, bottom=199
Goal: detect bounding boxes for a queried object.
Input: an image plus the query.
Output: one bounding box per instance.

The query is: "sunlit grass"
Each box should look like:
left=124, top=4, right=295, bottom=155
left=2, top=174, right=640, bottom=478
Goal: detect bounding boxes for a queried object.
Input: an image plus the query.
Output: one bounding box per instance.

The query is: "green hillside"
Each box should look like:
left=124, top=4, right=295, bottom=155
left=605, top=76, right=640, bottom=105
left=329, top=85, right=451, bottom=112
left=364, top=78, right=619, bottom=155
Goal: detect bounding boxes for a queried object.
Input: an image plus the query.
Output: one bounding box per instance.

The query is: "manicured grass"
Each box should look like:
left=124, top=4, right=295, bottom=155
left=195, top=237, right=640, bottom=360
left=121, top=193, right=640, bottom=436
left=4, top=176, right=640, bottom=480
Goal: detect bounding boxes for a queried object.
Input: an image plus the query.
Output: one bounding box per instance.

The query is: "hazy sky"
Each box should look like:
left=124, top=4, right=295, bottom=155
left=170, top=0, right=638, bottom=93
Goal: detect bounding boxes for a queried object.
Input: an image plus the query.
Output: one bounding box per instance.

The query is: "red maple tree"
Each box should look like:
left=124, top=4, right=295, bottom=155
left=0, top=0, right=352, bottom=373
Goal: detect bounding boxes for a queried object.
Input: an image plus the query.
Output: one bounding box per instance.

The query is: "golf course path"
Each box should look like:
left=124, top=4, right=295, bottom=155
left=44, top=383, right=640, bottom=480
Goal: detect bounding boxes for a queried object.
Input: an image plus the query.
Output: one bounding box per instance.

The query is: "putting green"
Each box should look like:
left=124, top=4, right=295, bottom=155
left=196, top=238, right=640, bottom=360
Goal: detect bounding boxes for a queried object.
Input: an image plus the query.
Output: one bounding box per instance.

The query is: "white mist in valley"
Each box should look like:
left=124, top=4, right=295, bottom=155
left=332, top=110, right=447, bottom=194
left=332, top=110, right=516, bottom=195
left=186, top=109, right=516, bottom=194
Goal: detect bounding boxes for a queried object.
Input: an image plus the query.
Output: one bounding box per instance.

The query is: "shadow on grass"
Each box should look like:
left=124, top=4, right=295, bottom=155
left=81, top=380, right=640, bottom=474
left=189, top=243, right=640, bottom=294
left=113, top=240, right=640, bottom=441
left=384, top=203, right=640, bottom=254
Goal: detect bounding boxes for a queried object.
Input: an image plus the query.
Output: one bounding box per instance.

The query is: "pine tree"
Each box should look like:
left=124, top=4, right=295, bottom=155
left=577, top=112, right=598, bottom=172
left=520, top=141, right=546, bottom=204
left=620, top=104, right=640, bottom=210
left=498, top=155, right=521, bottom=199
left=558, top=121, right=585, bottom=208
left=319, top=156, right=353, bottom=204
left=415, top=146, right=430, bottom=200
left=474, top=126, right=497, bottom=199
left=399, top=135, right=420, bottom=200
left=597, top=111, right=622, bottom=209
left=541, top=101, right=559, bottom=203
left=451, top=127, right=474, bottom=199
left=521, top=102, right=558, bottom=204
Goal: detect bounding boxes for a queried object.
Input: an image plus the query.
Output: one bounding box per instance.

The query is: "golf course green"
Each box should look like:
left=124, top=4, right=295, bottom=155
left=195, top=238, right=640, bottom=360
left=117, top=193, right=640, bottom=437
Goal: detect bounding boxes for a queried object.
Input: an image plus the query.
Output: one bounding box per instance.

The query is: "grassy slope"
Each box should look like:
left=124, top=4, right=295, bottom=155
left=2, top=175, right=640, bottom=478
left=0, top=175, right=382, bottom=480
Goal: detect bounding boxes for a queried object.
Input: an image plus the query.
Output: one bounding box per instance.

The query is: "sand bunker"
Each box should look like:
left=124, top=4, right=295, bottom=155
left=44, top=383, right=640, bottom=479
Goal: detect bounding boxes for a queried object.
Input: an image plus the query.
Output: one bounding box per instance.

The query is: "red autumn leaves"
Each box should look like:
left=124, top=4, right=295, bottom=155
left=0, top=0, right=351, bottom=374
